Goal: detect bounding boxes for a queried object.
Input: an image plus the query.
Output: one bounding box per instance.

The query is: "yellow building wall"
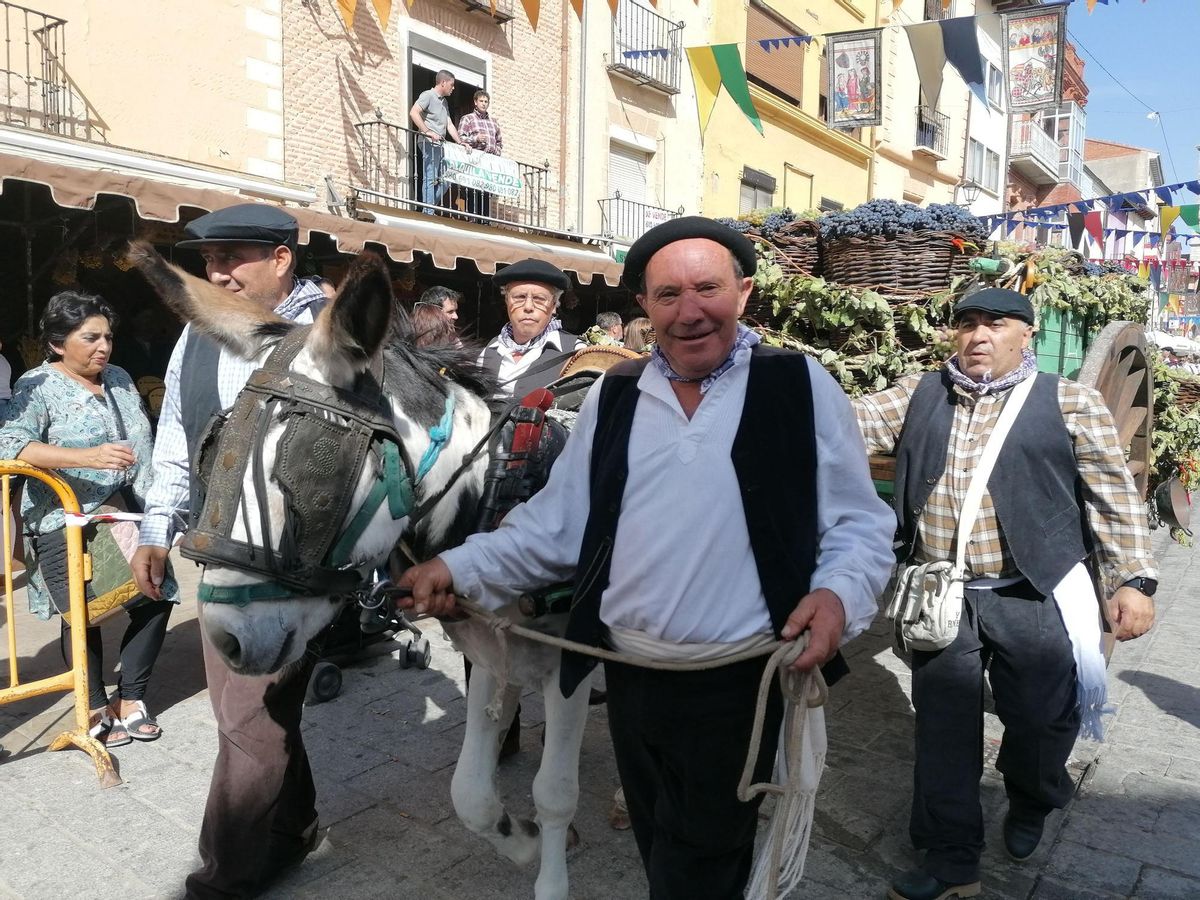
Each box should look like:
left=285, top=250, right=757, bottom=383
left=699, top=0, right=876, bottom=217
left=23, top=0, right=283, bottom=178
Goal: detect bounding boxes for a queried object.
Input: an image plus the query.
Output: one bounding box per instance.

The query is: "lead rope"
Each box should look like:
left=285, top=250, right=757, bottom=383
left=449, top=597, right=828, bottom=900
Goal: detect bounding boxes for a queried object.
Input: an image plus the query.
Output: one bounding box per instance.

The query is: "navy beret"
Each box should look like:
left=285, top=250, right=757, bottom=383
left=952, top=288, right=1035, bottom=325
left=493, top=258, right=571, bottom=292
left=622, top=215, right=756, bottom=290
left=177, top=203, right=299, bottom=250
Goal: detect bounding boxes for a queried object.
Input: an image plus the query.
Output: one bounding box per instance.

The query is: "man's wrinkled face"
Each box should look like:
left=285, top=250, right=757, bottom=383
left=637, top=239, right=751, bottom=380
left=199, top=243, right=293, bottom=310
left=505, top=281, right=557, bottom=344
left=442, top=297, right=459, bottom=322
left=954, top=310, right=1033, bottom=381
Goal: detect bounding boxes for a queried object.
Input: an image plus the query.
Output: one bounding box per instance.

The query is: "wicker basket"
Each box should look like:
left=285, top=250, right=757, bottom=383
left=823, top=230, right=978, bottom=293
left=748, top=219, right=822, bottom=277
left=1176, top=379, right=1200, bottom=412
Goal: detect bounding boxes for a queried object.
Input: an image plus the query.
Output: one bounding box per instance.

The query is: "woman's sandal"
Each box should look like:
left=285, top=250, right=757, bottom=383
left=89, top=709, right=131, bottom=748
left=120, top=700, right=162, bottom=742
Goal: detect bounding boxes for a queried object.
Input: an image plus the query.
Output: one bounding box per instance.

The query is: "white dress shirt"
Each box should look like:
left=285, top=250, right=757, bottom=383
left=139, top=279, right=327, bottom=548
left=480, top=330, right=585, bottom=398
left=441, top=346, right=896, bottom=650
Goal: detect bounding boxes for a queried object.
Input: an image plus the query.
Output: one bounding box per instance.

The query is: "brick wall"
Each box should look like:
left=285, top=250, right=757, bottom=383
left=282, top=0, right=568, bottom=227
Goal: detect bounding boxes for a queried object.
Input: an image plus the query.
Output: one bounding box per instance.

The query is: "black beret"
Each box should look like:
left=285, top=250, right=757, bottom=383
left=493, top=258, right=571, bottom=292
left=952, top=288, right=1035, bottom=325
left=622, top=215, right=756, bottom=290
left=177, top=203, right=299, bottom=250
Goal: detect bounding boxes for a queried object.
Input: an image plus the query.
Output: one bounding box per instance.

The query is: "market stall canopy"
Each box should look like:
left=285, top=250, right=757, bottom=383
left=1147, top=330, right=1200, bottom=355
left=0, top=149, right=622, bottom=287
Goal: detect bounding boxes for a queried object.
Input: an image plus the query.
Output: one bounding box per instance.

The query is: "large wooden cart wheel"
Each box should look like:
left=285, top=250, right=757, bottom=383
left=1076, top=321, right=1154, bottom=500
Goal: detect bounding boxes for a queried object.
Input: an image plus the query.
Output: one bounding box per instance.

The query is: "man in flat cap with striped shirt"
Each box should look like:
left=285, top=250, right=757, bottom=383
left=401, top=216, right=895, bottom=898
left=131, top=203, right=329, bottom=899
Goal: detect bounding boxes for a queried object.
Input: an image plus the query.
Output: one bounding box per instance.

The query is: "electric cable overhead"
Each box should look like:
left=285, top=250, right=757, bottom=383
left=1068, top=30, right=1181, bottom=181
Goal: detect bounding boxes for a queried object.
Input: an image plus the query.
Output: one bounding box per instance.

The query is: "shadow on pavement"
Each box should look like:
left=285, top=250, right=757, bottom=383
left=1115, top=670, right=1200, bottom=731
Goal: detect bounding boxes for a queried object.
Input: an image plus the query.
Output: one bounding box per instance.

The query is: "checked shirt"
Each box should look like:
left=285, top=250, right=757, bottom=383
left=854, top=372, right=1157, bottom=595
left=457, top=112, right=503, bottom=156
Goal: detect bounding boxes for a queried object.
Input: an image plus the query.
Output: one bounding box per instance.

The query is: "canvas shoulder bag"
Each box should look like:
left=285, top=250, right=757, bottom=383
left=885, top=373, right=1036, bottom=653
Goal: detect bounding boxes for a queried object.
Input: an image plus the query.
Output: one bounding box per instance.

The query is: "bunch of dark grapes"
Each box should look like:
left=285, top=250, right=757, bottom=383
left=758, top=208, right=797, bottom=238
left=818, top=198, right=988, bottom=242
left=1080, top=261, right=1104, bottom=276
left=715, top=217, right=754, bottom=234
left=1099, top=261, right=1128, bottom=276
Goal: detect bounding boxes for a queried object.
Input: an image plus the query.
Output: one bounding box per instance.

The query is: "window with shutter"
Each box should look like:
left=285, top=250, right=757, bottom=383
left=745, top=2, right=806, bottom=107
left=608, top=143, right=650, bottom=203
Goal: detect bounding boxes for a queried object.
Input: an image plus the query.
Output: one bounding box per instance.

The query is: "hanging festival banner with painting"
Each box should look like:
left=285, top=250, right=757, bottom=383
left=825, top=29, right=882, bottom=129
left=1002, top=4, right=1066, bottom=114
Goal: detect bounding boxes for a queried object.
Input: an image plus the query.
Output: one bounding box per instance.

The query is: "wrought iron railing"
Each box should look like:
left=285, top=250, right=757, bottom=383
left=598, top=194, right=681, bottom=243
left=924, top=0, right=953, bottom=20
left=0, top=1, right=77, bottom=135
left=915, top=105, right=949, bottom=157
left=459, top=0, right=515, bottom=24
left=352, top=116, right=550, bottom=230
left=608, top=1, right=683, bottom=95
left=1010, top=118, right=1059, bottom=173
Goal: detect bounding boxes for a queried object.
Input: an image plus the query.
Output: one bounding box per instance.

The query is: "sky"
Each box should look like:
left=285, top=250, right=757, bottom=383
left=1065, top=0, right=1199, bottom=188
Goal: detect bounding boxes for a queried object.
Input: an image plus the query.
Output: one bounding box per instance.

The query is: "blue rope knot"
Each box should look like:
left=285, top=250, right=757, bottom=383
left=416, top=393, right=456, bottom=482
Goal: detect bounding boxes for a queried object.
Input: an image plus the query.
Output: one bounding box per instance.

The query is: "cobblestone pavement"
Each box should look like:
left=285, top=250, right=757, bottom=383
left=0, top=528, right=1195, bottom=899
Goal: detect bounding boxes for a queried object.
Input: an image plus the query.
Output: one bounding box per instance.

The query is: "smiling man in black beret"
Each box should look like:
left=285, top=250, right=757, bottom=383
left=400, top=215, right=895, bottom=899
left=478, top=257, right=584, bottom=398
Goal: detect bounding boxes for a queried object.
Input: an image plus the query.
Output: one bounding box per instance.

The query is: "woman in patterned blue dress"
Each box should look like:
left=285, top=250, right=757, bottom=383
left=0, top=292, right=179, bottom=747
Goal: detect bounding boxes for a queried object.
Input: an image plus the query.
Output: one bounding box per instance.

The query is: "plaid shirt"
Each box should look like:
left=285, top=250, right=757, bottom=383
left=457, top=112, right=503, bottom=156
left=854, top=372, right=1158, bottom=595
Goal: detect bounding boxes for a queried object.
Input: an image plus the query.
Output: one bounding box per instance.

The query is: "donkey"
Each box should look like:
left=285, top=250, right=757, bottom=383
left=130, top=244, right=593, bottom=900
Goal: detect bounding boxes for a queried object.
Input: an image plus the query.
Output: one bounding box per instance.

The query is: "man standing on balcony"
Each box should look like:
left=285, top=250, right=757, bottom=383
left=409, top=70, right=460, bottom=214
left=457, top=89, right=504, bottom=220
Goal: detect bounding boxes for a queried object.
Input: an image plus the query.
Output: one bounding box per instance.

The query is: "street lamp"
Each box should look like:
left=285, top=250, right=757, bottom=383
left=956, top=179, right=983, bottom=208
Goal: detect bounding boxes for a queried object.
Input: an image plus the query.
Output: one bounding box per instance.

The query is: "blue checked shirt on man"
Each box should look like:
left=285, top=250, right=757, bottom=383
left=138, top=278, right=328, bottom=548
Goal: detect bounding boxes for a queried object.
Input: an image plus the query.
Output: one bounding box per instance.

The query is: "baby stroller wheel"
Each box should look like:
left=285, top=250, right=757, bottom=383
left=306, top=661, right=343, bottom=705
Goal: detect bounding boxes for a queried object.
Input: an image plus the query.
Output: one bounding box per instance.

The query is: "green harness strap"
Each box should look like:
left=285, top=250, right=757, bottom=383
left=328, top=441, right=415, bottom=568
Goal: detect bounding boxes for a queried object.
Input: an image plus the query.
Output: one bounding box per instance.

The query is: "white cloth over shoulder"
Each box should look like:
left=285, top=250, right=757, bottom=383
left=1053, top=562, right=1110, bottom=740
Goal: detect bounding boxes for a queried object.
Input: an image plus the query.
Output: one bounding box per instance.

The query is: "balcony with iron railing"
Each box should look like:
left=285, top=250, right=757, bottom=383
left=1009, top=118, right=1059, bottom=185
left=352, top=115, right=552, bottom=233
left=608, top=1, right=683, bottom=95
left=924, top=0, right=953, bottom=20
left=914, top=105, right=949, bottom=160
left=458, top=0, right=515, bottom=24
left=0, top=1, right=98, bottom=140
left=598, top=193, right=682, bottom=243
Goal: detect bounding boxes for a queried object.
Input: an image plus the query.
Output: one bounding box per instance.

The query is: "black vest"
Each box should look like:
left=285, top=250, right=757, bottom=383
left=481, top=332, right=580, bottom=398
left=894, top=370, right=1090, bottom=596
left=559, top=346, right=849, bottom=697
left=179, top=329, right=225, bottom=518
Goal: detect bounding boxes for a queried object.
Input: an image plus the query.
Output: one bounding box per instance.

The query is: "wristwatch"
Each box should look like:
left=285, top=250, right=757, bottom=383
left=1121, top=576, right=1158, bottom=596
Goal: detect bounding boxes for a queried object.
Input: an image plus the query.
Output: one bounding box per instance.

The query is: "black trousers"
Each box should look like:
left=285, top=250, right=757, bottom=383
left=85, top=599, right=173, bottom=709
left=910, top=580, right=1080, bottom=884
left=605, top=655, right=784, bottom=900
left=184, top=627, right=317, bottom=899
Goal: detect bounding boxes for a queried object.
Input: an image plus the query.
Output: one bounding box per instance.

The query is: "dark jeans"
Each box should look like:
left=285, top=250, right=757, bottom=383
left=605, top=654, right=784, bottom=900
left=85, top=599, right=173, bottom=709
left=910, top=580, right=1081, bottom=884
left=184, top=626, right=316, bottom=899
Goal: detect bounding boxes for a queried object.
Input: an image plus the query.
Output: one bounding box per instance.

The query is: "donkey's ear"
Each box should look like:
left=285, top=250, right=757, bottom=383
left=312, top=251, right=393, bottom=367
left=126, top=240, right=291, bottom=359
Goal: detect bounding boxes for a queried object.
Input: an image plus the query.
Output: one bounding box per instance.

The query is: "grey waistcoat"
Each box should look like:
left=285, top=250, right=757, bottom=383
left=894, top=370, right=1091, bottom=596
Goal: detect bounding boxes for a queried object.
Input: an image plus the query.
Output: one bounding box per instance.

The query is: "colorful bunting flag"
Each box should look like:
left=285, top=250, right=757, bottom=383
left=1083, top=211, right=1104, bottom=247
left=624, top=48, right=670, bottom=59
left=1067, top=212, right=1085, bottom=249
left=757, top=36, right=814, bottom=52
left=685, top=45, right=763, bottom=136
left=1155, top=186, right=1174, bottom=205
left=1180, top=205, right=1200, bottom=228
left=1161, top=206, right=1181, bottom=241
left=336, top=0, right=393, bottom=28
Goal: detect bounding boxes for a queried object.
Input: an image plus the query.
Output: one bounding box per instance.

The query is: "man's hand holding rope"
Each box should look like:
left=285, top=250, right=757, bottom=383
left=780, top=588, right=845, bottom=673
left=397, top=557, right=460, bottom=617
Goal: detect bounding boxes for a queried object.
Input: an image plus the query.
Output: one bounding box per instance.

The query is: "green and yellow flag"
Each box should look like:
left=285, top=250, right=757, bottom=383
left=685, top=44, right=763, bottom=136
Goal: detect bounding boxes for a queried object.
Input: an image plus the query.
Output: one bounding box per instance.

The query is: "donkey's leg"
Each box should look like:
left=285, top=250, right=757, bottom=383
left=531, top=667, right=593, bottom=900
left=450, top=665, right=540, bottom=866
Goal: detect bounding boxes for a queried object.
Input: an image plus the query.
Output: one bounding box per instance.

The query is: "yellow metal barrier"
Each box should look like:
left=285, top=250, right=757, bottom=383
left=1, top=461, right=121, bottom=788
